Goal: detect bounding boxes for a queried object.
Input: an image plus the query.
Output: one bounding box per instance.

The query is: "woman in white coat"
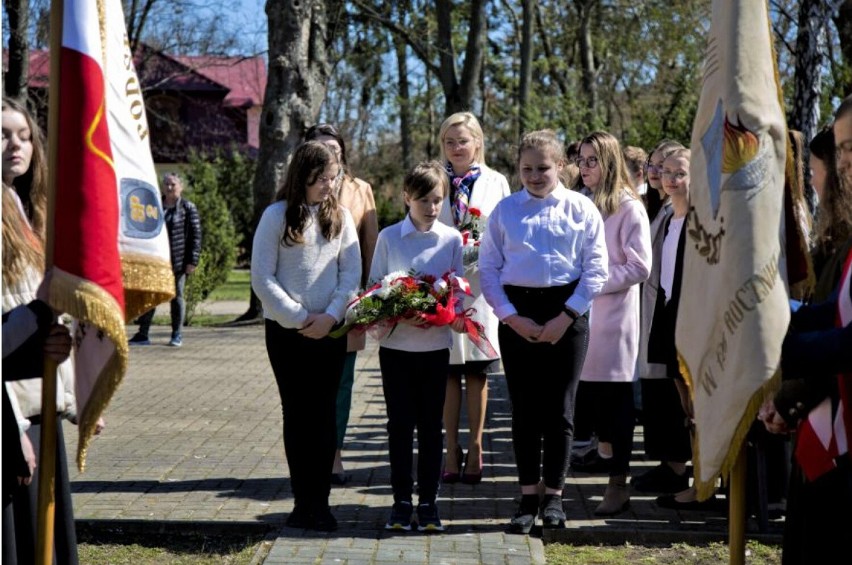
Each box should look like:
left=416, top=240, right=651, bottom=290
left=437, top=112, right=511, bottom=485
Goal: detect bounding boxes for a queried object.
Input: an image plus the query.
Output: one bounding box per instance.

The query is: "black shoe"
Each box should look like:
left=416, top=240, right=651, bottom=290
left=311, top=505, right=338, bottom=532
left=509, top=510, right=536, bottom=534
left=286, top=504, right=312, bottom=528
left=128, top=333, right=151, bottom=346
left=570, top=449, right=612, bottom=473
left=656, top=493, right=725, bottom=512
left=631, top=464, right=689, bottom=494
left=416, top=502, right=445, bottom=532
left=385, top=501, right=413, bottom=531
left=539, top=494, right=566, bottom=529
left=509, top=494, right=539, bottom=534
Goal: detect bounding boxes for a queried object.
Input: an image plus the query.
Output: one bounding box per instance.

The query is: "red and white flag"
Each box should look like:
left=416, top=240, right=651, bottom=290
left=47, top=0, right=173, bottom=470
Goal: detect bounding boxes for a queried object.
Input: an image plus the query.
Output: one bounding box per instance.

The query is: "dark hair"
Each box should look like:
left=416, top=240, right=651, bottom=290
left=403, top=161, right=448, bottom=200
left=277, top=141, right=343, bottom=246
left=836, top=94, right=852, bottom=121
left=305, top=123, right=348, bottom=168
left=810, top=122, right=852, bottom=255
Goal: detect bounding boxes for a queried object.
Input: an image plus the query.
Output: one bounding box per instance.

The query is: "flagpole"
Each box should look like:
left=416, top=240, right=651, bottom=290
left=728, top=442, right=747, bottom=565
left=36, top=0, right=64, bottom=562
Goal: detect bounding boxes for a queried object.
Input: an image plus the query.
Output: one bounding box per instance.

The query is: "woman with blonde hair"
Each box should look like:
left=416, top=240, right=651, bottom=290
left=436, top=111, right=511, bottom=485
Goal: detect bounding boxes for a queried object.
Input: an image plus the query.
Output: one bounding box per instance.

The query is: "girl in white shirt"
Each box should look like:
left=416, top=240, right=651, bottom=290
left=370, top=161, right=466, bottom=533
left=251, top=141, right=362, bottom=532
left=479, top=130, right=608, bottom=533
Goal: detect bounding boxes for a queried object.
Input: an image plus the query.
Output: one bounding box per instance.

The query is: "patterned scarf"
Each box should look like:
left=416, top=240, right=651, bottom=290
left=445, top=162, right=481, bottom=227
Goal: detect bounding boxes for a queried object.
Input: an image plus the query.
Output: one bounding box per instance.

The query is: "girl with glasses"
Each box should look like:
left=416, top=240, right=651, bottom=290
left=632, top=140, right=694, bottom=498
left=571, top=131, right=652, bottom=516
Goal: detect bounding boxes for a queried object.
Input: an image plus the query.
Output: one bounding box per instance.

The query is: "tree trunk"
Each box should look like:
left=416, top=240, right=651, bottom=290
left=4, top=0, right=30, bottom=102
left=791, top=0, right=844, bottom=213
left=519, top=0, right=536, bottom=136
left=575, top=0, right=598, bottom=122
left=835, top=1, right=852, bottom=96
left=237, top=0, right=333, bottom=322
left=394, top=35, right=413, bottom=171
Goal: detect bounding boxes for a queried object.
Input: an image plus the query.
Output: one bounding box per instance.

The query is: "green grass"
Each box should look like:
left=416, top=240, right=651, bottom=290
left=206, top=269, right=251, bottom=302
left=78, top=537, right=781, bottom=564
left=78, top=532, right=268, bottom=564
left=545, top=540, right=781, bottom=564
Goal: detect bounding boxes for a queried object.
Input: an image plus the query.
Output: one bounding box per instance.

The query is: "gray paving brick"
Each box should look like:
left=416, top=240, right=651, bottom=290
left=63, top=324, right=782, bottom=564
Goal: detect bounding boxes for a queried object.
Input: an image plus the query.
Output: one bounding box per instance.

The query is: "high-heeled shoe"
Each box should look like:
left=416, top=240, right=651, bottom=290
left=442, top=445, right=463, bottom=484
left=461, top=450, right=483, bottom=485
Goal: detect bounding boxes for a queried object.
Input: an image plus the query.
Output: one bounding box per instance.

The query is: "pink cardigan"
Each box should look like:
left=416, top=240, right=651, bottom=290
left=580, top=192, right=652, bottom=383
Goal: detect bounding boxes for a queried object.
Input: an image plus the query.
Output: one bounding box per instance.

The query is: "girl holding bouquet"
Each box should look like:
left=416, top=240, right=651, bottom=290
left=370, top=161, right=466, bottom=532
left=437, top=112, right=511, bottom=486
left=479, top=130, right=608, bottom=533
left=251, top=141, right=362, bottom=532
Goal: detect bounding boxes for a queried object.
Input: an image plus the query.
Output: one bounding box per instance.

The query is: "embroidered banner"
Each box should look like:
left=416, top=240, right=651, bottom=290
left=674, top=0, right=790, bottom=499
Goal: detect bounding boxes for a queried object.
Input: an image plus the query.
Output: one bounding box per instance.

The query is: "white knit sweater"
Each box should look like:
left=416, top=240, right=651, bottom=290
left=251, top=201, right=361, bottom=328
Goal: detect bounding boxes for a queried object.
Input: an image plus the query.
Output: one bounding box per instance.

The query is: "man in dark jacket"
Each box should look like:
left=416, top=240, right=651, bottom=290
left=129, top=173, right=202, bottom=347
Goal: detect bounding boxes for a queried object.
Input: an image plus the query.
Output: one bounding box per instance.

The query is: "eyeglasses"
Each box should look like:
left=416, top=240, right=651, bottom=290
left=661, top=171, right=688, bottom=181
left=575, top=156, right=599, bottom=169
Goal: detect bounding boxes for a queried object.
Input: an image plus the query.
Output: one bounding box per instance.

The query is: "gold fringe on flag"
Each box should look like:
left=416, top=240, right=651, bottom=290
left=49, top=267, right=129, bottom=471
left=121, top=252, right=175, bottom=321
left=679, top=352, right=781, bottom=501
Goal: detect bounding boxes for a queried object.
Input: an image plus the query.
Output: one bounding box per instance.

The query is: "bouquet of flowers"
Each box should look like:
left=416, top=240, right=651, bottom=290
left=458, top=207, right=485, bottom=272
left=329, top=269, right=496, bottom=357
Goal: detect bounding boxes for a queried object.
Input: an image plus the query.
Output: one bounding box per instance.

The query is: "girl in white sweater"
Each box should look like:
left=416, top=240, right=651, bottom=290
left=251, top=141, right=361, bottom=532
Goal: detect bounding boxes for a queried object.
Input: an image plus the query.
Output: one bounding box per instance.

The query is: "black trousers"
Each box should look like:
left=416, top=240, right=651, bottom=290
left=782, top=457, right=852, bottom=565
left=2, top=418, right=78, bottom=565
left=379, top=347, right=449, bottom=504
left=576, top=380, right=635, bottom=476
left=639, top=378, right=692, bottom=463
left=265, top=319, right=345, bottom=511
left=500, top=284, right=589, bottom=489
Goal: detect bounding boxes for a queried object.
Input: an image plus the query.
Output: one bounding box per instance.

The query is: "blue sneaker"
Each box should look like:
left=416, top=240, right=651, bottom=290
left=128, top=333, right=151, bottom=346
left=384, top=501, right=413, bottom=531
left=169, top=334, right=182, bottom=347
left=416, top=502, right=445, bottom=532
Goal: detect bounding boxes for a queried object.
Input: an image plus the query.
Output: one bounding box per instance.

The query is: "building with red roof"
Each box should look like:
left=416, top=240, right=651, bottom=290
left=5, top=45, right=267, bottom=164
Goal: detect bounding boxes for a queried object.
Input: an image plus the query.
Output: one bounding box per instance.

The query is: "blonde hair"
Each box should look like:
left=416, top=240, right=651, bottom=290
left=664, top=147, right=691, bottom=163
left=575, top=131, right=637, bottom=217
left=2, top=184, right=44, bottom=287
left=439, top=112, right=486, bottom=165
left=517, top=129, right=565, bottom=164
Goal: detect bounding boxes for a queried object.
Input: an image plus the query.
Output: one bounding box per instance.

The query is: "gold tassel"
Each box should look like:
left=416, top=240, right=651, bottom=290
left=49, top=269, right=129, bottom=472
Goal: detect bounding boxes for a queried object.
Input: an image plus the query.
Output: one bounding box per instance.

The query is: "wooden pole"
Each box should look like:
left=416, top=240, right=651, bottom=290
left=36, top=0, right=63, bottom=562
left=728, top=442, right=747, bottom=565
left=35, top=360, right=58, bottom=565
